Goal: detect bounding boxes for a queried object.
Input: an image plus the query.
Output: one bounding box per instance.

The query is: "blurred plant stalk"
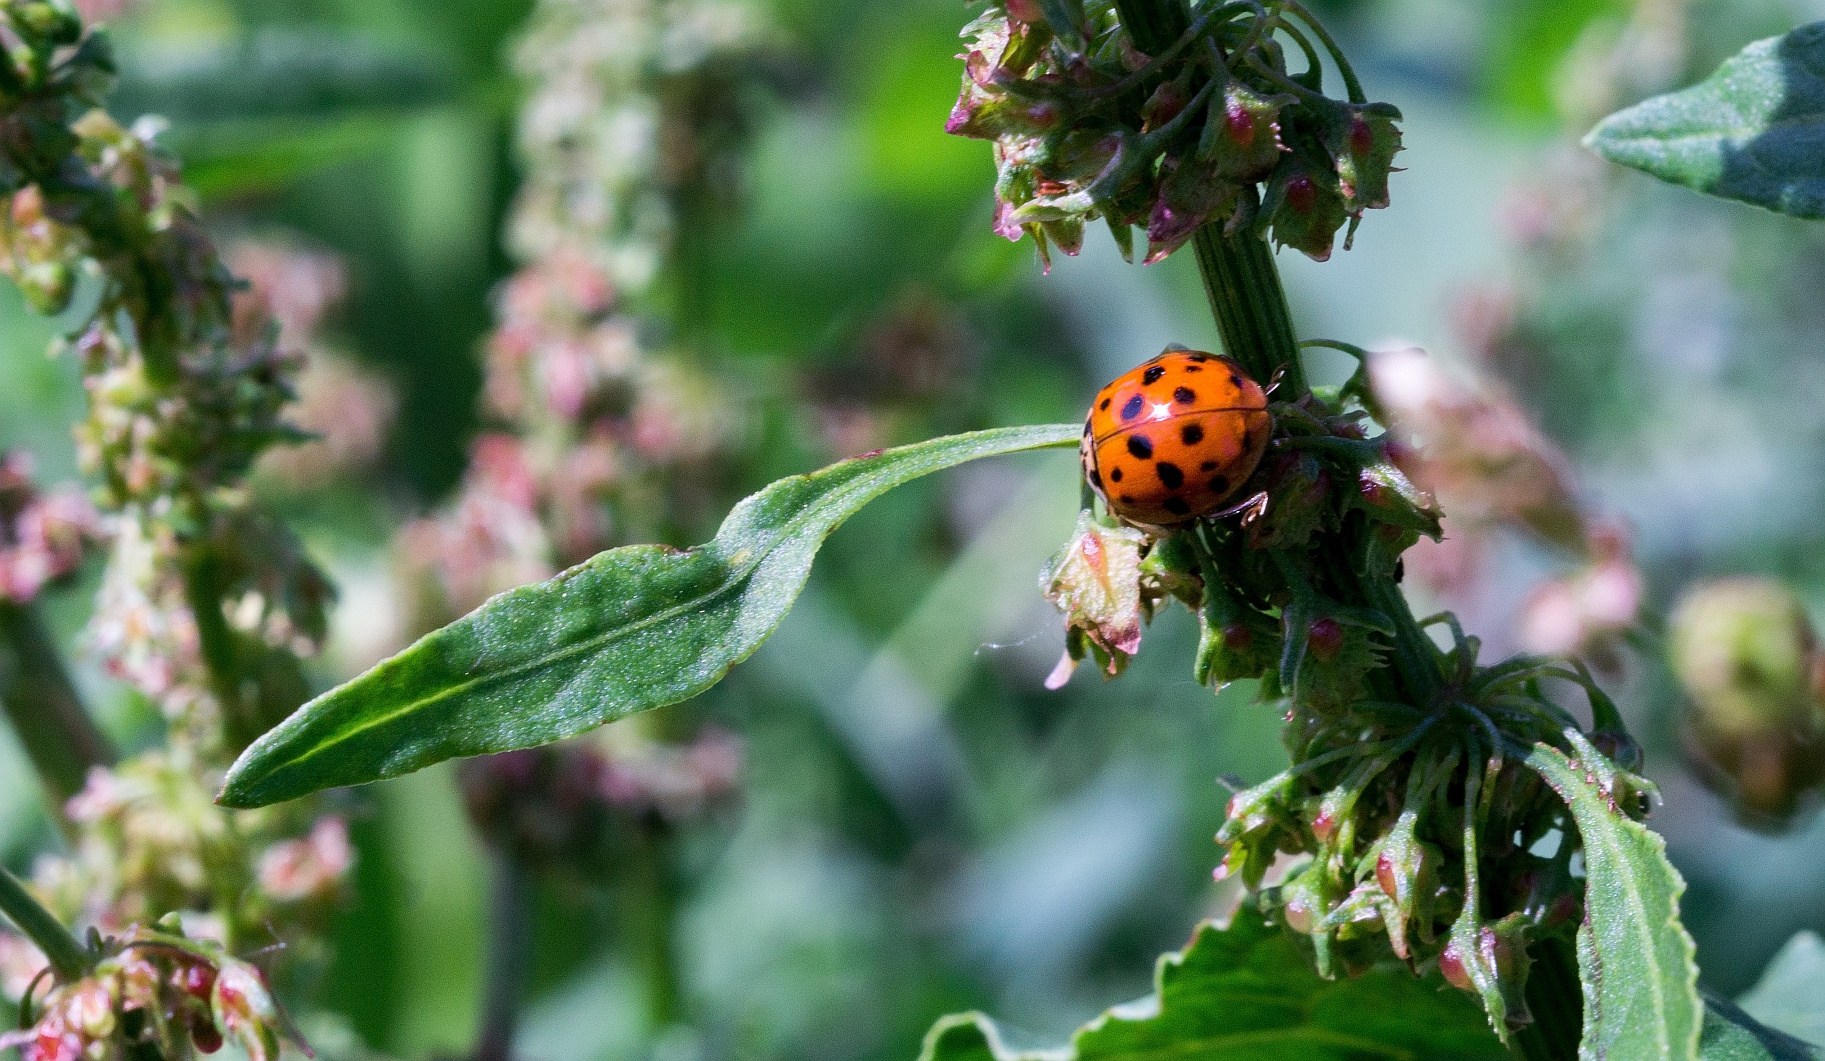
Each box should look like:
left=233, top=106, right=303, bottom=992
left=0, top=600, right=114, bottom=826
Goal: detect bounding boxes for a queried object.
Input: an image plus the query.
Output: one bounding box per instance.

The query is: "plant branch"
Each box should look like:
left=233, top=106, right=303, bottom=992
left=473, top=853, right=535, bottom=1061
left=0, top=864, right=89, bottom=983
left=0, top=601, right=115, bottom=822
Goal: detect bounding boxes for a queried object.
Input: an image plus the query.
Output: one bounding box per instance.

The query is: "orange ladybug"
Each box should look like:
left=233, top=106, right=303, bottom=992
left=1081, top=348, right=1272, bottom=528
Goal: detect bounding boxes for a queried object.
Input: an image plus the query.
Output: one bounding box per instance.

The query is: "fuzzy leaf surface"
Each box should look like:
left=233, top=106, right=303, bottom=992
left=220, top=425, right=1080, bottom=808
left=1526, top=742, right=1702, bottom=1061
left=1585, top=23, right=1825, bottom=217
left=919, top=910, right=1505, bottom=1061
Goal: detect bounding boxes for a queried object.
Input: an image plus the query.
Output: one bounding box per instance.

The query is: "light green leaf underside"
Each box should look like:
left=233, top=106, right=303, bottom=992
left=919, top=910, right=1506, bottom=1061
left=1701, top=994, right=1824, bottom=1061
left=1525, top=743, right=1702, bottom=1061
left=1585, top=22, right=1825, bottom=218
left=220, top=425, right=1081, bottom=808
left=1738, top=931, right=1825, bottom=1047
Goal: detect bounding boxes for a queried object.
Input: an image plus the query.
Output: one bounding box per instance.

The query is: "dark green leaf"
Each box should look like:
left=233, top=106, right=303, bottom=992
left=219, top=425, right=1080, bottom=808
left=1585, top=22, right=1825, bottom=218
left=1525, top=738, right=1702, bottom=1061
left=919, top=910, right=1505, bottom=1061
left=1701, top=994, right=1824, bottom=1061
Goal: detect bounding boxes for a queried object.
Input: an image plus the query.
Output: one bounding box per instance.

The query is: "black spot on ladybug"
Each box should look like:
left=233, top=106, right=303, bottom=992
left=1121, top=394, right=1144, bottom=421
left=1200, top=460, right=1217, bottom=471
left=1208, top=475, right=1229, bottom=493
left=1127, top=435, right=1153, bottom=459
left=1099, top=397, right=1111, bottom=411
left=1229, top=373, right=1241, bottom=387
left=1242, top=428, right=1254, bottom=451
left=1174, top=386, right=1196, bottom=404
left=1180, top=423, right=1204, bottom=445
left=1142, top=365, right=1166, bottom=384
left=1119, top=494, right=1135, bottom=504
left=1187, top=353, right=1210, bottom=362
left=1184, top=365, right=1202, bottom=373
left=1156, top=462, right=1184, bottom=490
left=1110, top=467, right=1123, bottom=483
left=1162, top=497, right=1191, bottom=516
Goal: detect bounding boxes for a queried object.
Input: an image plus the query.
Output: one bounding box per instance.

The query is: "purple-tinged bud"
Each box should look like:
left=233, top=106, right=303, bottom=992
left=1307, top=618, right=1343, bottom=662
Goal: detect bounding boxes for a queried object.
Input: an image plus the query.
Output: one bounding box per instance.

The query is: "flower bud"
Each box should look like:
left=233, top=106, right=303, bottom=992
left=1671, top=577, right=1825, bottom=824
left=212, top=959, right=283, bottom=1061
left=1041, top=512, right=1151, bottom=677
left=1440, top=913, right=1535, bottom=1035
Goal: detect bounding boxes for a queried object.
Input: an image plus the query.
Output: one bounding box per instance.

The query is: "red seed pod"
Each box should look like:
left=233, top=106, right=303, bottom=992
left=1438, top=939, right=1475, bottom=991
left=1307, top=618, right=1344, bottom=662
left=190, top=1012, right=225, bottom=1055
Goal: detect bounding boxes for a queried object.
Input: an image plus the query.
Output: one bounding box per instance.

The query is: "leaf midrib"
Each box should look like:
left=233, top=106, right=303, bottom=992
left=232, top=427, right=1080, bottom=792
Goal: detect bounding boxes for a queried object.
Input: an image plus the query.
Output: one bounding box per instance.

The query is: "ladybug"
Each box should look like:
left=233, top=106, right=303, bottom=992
left=1081, top=348, right=1271, bottom=528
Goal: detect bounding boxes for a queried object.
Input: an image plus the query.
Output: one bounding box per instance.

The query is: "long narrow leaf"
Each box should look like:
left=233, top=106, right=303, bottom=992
left=220, top=425, right=1080, bottom=808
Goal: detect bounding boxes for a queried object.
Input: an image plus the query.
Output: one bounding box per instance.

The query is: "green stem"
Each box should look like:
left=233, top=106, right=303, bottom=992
left=0, top=600, right=116, bottom=823
left=625, top=835, right=680, bottom=1032
left=1191, top=223, right=1306, bottom=394
left=0, top=863, right=89, bottom=982
left=473, top=854, right=535, bottom=1061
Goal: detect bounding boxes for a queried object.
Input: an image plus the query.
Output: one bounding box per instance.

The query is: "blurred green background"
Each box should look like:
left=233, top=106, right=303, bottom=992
left=8, top=0, right=1825, bottom=1057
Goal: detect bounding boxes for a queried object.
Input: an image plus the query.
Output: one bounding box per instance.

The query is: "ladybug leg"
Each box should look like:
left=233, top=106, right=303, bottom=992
left=1264, top=364, right=1288, bottom=395
left=1212, top=490, right=1269, bottom=524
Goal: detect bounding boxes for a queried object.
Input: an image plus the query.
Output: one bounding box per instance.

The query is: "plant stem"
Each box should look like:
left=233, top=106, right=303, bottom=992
left=1190, top=224, right=1307, bottom=395
left=0, top=863, right=89, bottom=982
left=0, top=600, right=115, bottom=823
left=625, top=836, right=680, bottom=1032
left=474, top=854, right=535, bottom=1061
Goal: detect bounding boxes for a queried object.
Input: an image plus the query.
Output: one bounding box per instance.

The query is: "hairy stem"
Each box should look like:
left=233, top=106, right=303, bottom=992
left=474, top=854, right=535, bottom=1061
left=0, top=601, right=115, bottom=823
left=0, top=863, right=89, bottom=983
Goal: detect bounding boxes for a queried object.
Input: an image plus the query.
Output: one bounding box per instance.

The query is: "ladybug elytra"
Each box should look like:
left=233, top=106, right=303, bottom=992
left=1081, top=348, right=1271, bottom=528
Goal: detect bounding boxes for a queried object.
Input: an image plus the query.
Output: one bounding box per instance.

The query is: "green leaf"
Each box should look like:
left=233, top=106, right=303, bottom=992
left=1700, top=994, right=1824, bottom=1061
left=919, top=910, right=1506, bottom=1061
left=112, top=30, right=457, bottom=126
left=219, top=425, right=1080, bottom=808
left=1738, top=931, right=1825, bottom=1047
left=1525, top=738, right=1703, bottom=1061
left=1584, top=22, right=1825, bottom=218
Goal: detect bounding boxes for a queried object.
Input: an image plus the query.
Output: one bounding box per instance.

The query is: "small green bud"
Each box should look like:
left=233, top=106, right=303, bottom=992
left=18, top=257, right=73, bottom=314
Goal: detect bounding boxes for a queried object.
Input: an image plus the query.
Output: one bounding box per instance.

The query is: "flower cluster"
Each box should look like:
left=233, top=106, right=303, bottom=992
left=401, top=0, right=773, bottom=624
left=459, top=730, right=742, bottom=874
left=0, top=453, right=103, bottom=605
left=1041, top=344, right=1643, bottom=1040
left=0, top=1, right=332, bottom=751
left=1367, top=346, right=1643, bottom=667
left=230, top=240, right=396, bottom=491
left=0, top=0, right=349, bottom=1007
left=948, top=0, right=1403, bottom=268
left=21, top=755, right=348, bottom=947
left=1669, top=577, right=1825, bottom=827
left=0, top=923, right=293, bottom=1061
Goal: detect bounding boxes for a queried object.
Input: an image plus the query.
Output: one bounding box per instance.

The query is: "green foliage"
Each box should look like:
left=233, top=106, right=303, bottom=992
left=1700, top=996, right=1825, bottom=1061
left=110, top=30, right=456, bottom=125
left=1738, top=932, right=1825, bottom=1046
left=1585, top=22, right=1825, bottom=218
left=917, top=909, right=1506, bottom=1061
left=220, top=425, right=1079, bottom=808
left=1525, top=740, right=1704, bottom=1061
